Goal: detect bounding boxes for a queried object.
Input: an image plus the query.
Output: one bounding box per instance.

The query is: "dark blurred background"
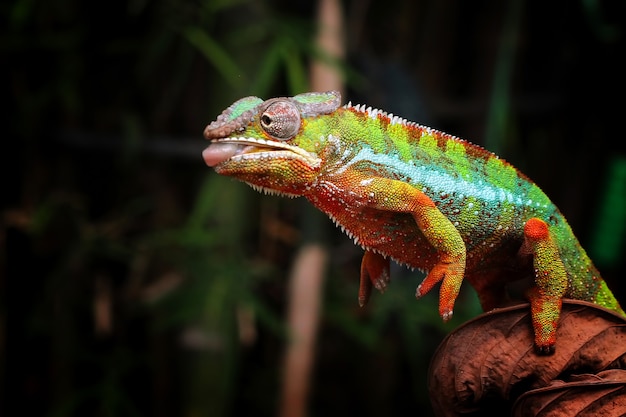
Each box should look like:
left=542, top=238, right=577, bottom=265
left=2, top=0, right=626, bottom=416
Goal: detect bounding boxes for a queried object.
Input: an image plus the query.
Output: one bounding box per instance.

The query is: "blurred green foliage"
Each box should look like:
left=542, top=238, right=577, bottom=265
left=3, top=0, right=625, bottom=417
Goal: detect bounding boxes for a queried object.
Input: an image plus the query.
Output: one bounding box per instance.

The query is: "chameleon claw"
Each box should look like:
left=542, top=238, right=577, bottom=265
left=373, top=276, right=388, bottom=292
left=415, top=284, right=424, bottom=299
left=358, top=278, right=372, bottom=307
left=441, top=309, right=454, bottom=322
left=534, top=343, right=555, bottom=356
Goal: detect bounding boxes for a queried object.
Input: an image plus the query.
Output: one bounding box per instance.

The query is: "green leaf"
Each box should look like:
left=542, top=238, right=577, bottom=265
left=183, top=26, right=245, bottom=89
left=281, top=41, right=309, bottom=94
left=590, top=157, right=626, bottom=266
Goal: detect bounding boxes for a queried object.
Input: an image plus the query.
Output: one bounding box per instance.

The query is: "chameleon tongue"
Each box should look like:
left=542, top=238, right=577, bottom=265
left=202, top=142, right=242, bottom=167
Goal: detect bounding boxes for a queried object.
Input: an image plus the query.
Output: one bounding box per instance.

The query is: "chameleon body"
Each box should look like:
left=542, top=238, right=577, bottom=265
left=202, top=90, right=624, bottom=354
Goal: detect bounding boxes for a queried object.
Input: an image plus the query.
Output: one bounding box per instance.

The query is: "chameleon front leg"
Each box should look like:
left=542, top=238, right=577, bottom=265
left=519, top=218, right=568, bottom=354
left=359, top=250, right=390, bottom=307
left=357, top=177, right=467, bottom=320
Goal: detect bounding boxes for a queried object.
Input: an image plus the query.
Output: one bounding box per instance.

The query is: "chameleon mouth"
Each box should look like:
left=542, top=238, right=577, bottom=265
left=202, top=138, right=320, bottom=168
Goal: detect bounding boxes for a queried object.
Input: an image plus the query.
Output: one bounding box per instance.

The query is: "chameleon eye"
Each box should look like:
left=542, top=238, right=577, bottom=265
left=260, top=100, right=301, bottom=140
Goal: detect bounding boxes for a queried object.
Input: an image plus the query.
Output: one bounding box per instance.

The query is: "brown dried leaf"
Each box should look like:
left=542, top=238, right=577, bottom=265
left=512, top=369, right=626, bottom=416
left=428, top=300, right=626, bottom=417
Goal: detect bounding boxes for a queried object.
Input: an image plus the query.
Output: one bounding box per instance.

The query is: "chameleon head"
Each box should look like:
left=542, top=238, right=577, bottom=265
left=203, top=91, right=342, bottom=196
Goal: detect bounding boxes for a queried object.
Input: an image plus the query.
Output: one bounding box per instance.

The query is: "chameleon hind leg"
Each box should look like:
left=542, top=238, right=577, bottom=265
left=519, top=217, right=568, bottom=355
left=355, top=177, right=466, bottom=320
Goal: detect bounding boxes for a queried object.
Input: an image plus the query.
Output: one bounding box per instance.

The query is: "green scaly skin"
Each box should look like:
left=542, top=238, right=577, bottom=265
left=202, top=90, right=624, bottom=354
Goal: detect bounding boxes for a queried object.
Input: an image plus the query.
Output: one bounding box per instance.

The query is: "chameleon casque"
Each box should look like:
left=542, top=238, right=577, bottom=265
left=202, top=90, right=624, bottom=354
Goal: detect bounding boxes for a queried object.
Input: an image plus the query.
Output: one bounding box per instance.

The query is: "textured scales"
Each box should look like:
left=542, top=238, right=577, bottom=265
left=202, top=90, right=624, bottom=354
